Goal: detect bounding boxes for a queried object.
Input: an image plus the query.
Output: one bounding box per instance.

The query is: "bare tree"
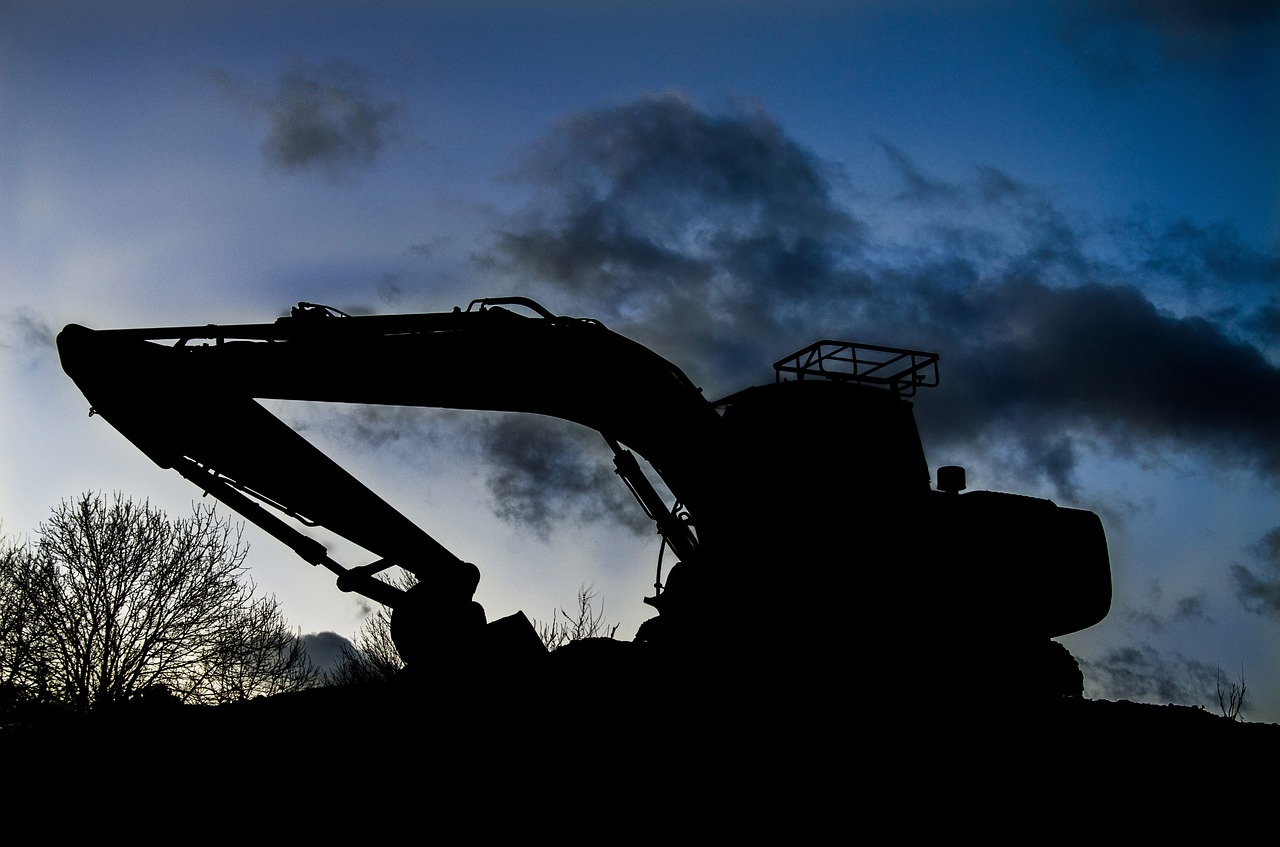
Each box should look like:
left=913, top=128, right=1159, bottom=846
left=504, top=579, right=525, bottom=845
left=323, top=581, right=618, bottom=685
left=1216, top=665, right=1248, bottom=721
left=0, top=538, right=48, bottom=703
left=0, top=492, right=317, bottom=711
left=326, top=608, right=404, bottom=686
left=325, top=572, right=414, bottom=686
left=534, top=585, right=618, bottom=651
left=187, top=595, right=321, bottom=703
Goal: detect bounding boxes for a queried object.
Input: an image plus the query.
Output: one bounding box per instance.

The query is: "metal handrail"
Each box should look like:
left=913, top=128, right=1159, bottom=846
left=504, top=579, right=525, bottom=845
left=774, top=340, right=939, bottom=396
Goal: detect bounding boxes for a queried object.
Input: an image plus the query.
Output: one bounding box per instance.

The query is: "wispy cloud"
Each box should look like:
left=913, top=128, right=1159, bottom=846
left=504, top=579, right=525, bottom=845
left=0, top=308, right=56, bottom=370
left=479, top=416, right=652, bottom=541
left=2, top=308, right=54, bottom=348
left=215, top=58, right=407, bottom=182
left=1123, top=584, right=1212, bottom=631
left=281, top=404, right=650, bottom=541
left=1231, top=526, right=1280, bottom=618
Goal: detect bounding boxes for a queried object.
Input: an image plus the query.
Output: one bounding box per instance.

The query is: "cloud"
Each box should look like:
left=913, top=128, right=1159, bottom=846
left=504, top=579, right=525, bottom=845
left=281, top=404, right=650, bottom=541
left=1, top=308, right=55, bottom=351
left=300, top=630, right=353, bottom=672
left=1081, top=643, right=1219, bottom=705
left=488, top=91, right=864, bottom=375
left=478, top=416, right=652, bottom=541
left=1058, top=0, right=1280, bottom=82
left=217, top=58, right=406, bottom=182
left=1123, top=585, right=1211, bottom=631
left=919, top=277, right=1280, bottom=490
left=1118, top=217, right=1280, bottom=295
left=1109, top=217, right=1280, bottom=354
left=0, top=308, right=56, bottom=371
left=269, top=93, right=1275, bottom=538
left=1231, top=526, right=1280, bottom=618
left=479, top=94, right=1280, bottom=508
left=877, top=139, right=961, bottom=205
left=376, top=272, right=405, bottom=307
left=1173, top=594, right=1210, bottom=623
left=1128, top=0, right=1280, bottom=62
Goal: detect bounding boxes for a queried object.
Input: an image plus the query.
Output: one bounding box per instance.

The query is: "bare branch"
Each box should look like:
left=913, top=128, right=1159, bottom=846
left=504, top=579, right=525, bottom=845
left=1216, top=664, right=1248, bottom=721
left=533, top=585, right=618, bottom=652
left=0, top=492, right=316, bottom=710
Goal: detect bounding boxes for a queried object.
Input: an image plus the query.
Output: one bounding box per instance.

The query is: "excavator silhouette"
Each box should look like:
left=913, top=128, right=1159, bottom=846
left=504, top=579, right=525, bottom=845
left=57, top=298, right=1111, bottom=699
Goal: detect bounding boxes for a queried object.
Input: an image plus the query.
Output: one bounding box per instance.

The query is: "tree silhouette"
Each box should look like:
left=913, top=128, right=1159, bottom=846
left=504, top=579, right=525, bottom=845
left=326, top=606, right=404, bottom=685
left=534, top=585, right=618, bottom=651
left=0, top=492, right=317, bottom=711
left=187, top=594, right=320, bottom=703
left=325, top=581, right=616, bottom=685
left=326, top=572, right=413, bottom=686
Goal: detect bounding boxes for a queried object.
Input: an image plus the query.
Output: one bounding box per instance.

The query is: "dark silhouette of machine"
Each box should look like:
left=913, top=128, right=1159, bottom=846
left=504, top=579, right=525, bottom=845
left=57, top=298, right=1111, bottom=694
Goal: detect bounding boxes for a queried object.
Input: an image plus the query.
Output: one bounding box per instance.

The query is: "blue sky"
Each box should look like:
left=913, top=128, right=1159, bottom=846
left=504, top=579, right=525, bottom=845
left=3, top=1, right=1278, bottom=720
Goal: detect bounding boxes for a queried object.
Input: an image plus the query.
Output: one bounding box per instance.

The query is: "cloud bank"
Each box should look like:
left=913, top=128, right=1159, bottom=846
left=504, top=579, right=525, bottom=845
left=466, top=93, right=1279, bottom=523
left=283, top=92, right=1274, bottom=563
left=1082, top=643, right=1221, bottom=705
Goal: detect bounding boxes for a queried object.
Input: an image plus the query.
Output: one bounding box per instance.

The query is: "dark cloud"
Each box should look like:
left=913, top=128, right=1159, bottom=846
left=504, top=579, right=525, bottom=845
left=300, top=630, right=353, bottom=672
left=284, top=404, right=651, bottom=541
left=0, top=308, right=56, bottom=372
left=1110, top=218, right=1280, bottom=351
left=217, top=58, right=406, bottom=182
left=1243, top=303, right=1280, bottom=348
left=1128, top=0, right=1280, bottom=62
left=921, top=277, right=1280, bottom=491
left=407, top=238, right=446, bottom=259
left=377, top=272, right=405, bottom=307
left=1231, top=526, right=1280, bottom=618
left=489, top=91, right=864, bottom=383
left=1081, top=643, right=1219, bottom=705
left=481, top=94, right=1280, bottom=509
left=2, top=308, right=55, bottom=352
left=1173, top=594, right=1210, bottom=622
left=271, top=94, right=1275, bottom=539
left=478, top=416, right=651, bottom=541
left=1118, top=217, right=1280, bottom=295
left=877, top=140, right=957, bottom=205
left=1123, top=586, right=1211, bottom=631
left=1058, top=0, right=1280, bottom=81
left=288, top=403, right=447, bottom=453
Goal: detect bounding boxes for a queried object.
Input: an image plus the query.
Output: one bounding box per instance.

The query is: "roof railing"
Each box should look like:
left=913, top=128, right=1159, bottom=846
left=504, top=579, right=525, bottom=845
left=773, top=340, right=939, bottom=396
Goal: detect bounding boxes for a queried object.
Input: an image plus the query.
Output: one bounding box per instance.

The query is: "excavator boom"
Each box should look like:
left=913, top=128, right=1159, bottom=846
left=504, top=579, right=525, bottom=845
left=57, top=300, right=713, bottom=617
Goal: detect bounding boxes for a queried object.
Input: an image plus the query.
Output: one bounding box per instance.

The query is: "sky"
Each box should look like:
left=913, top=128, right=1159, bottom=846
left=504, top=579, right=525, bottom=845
left=2, top=0, right=1278, bottom=721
